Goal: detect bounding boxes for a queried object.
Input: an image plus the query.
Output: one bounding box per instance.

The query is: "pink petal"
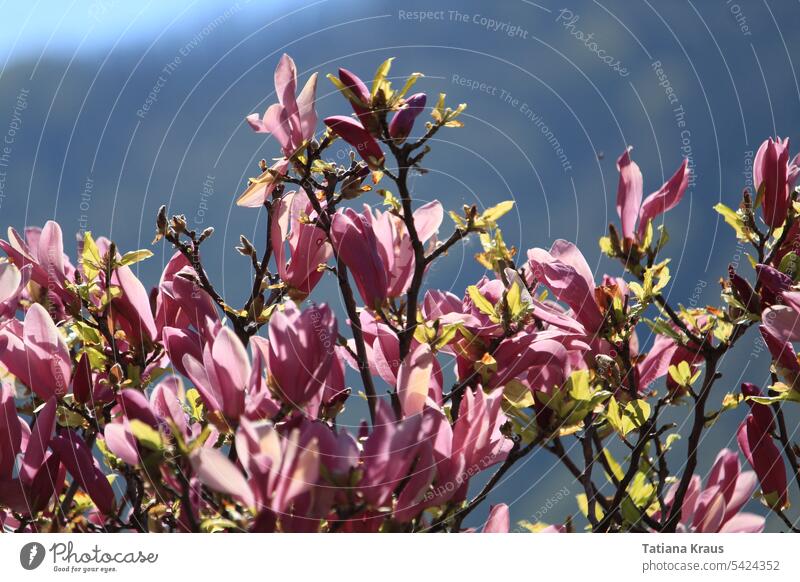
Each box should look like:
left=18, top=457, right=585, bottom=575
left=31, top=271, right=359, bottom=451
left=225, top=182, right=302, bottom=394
left=413, top=200, right=444, bottom=243
left=295, top=72, right=318, bottom=142
left=20, top=397, right=57, bottom=485
left=23, top=303, right=71, bottom=398
left=637, top=159, right=690, bottom=240
left=211, top=327, right=251, bottom=420
left=397, top=345, right=434, bottom=417
left=482, top=503, right=510, bottom=533
left=37, top=221, right=66, bottom=282
left=719, top=512, right=766, bottom=533
left=616, top=146, right=643, bottom=241
left=104, top=423, right=140, bottom=466
left=274, top=54, right=298, bottom=119
left=192, top=447, right=254, bottom=507
left=50, top=430, right=115, bottom=515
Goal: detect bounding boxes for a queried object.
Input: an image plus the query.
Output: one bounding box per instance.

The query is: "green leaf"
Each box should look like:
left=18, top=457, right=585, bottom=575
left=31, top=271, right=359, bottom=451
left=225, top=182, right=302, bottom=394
left=598, top=236, right=614, bottom=255
left=186, top=388, right=204, bottom=422
left=56, top=406, right=85, bottom=429
left=118, top=249, right=153, bottom=267
left=476, top=201, right=514, bottom=229
left=81, top=231, right=103, bottom=281
left=713, top=202, right=753, bottom=242
left=395, top=72, right=423, bottom=100
left=667, top=360, right=695, bottom=387
left=606, top=396, right=624, bottom=434
left=503, top=379, right=534, bottom=409
left=607, top=397, right=651, bottom=436
left=467, top=285, right=497, bottom=319
left=432, top=324, right=459, bottom=351
left=200, top=518, right=238, bottom=533
left=602, top=449, right=624, bottom=483
left=129, top=419, right=163, bottom=451
left=432, top=93, right=446, bottom=123
left=663, top=433, right=681, bottom=451
left=371, top=57, right=394, bottom=100
left=567, top=370, right=593, bottom=402
left=779, top=252, right=800, bottom=281
left=327, top=74, right=369, bottom=109
left=624, top=400, right=651, bottom=429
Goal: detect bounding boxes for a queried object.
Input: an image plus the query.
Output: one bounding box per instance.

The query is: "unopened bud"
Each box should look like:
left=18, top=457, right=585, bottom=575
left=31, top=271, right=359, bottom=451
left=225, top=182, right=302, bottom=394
left=199, top=227, right=214, bottom=243
left=237, top=234, right=256, bottom=256
left=171, top=215, right=187, bottom=234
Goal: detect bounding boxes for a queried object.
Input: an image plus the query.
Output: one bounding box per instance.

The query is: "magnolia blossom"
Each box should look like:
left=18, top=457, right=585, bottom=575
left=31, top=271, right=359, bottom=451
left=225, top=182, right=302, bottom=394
left=270, top=191, right=331, bottom=299
left=754, top=137, right=800, bottom=228
left=239, top=54, right=318, bottom=207
left=0, top=303, right=71, bottom=400
left=615, top=147, right=690, bottom=245
left=738, top=383, right=788, bottom=509
left=324, top=115, right=384, bottom=169
left=660, top=449, right=765, bottom=533
left=388, top=92, right=427, bottom=142
left=263, top=302, right=338, bottom=412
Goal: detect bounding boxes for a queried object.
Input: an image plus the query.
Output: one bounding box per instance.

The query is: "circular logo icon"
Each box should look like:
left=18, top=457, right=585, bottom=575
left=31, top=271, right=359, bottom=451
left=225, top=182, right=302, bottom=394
left=20, top=542, right=46, bottom=570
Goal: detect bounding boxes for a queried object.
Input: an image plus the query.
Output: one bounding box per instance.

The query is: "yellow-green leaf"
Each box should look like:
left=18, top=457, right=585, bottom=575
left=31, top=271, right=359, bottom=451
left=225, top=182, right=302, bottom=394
left=503, top=379, right=534, bottom=409
left=467, top=285, right=496, bottom=318
left=118, top=249, right=153, bottom=267
left=129, top=419, right=162, bottom=451
left=82, top=231, right=103, bottom=281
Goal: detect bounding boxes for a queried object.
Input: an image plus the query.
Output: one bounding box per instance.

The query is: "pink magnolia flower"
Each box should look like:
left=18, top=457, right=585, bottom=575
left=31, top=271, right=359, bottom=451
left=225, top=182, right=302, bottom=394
left=324, top=115, right=384, bottom=169
left=637, top=326, right=705, bottom=393
left=0, top=303, right=71, bottom=400
left=397, top=343, right=437, bottom=417
left=182, top=325, right=252, bottom=422
left=337, top=68, right=370, bottom=111
left=0, top=393, right=65, bottom=515
left=109, top=264, right=158, bottom=345
left=50, top=429, right=116, bottom=516
left=392, top=389, right=512, bottom=522
left=192, top=418, right=322, bottom=527
left=104, top=388, right=160, bottom=466
left=336, top=68, right=375, bottom=131
left=482, top=503, right=509, bottom=532
left=246, top=54, right=318, bottom=156
left=340, top=311, right=443, bottom=399
left=366, top=200, right=443, bottom=298
left=104, top=378, right=210, bottom=467
left=388, top=92, right=427, bottom=142
left=754, top=137, right=800, bottom=228
left=528, top=239, right=605, bottom=333
left=0, top=222, right=75, bottom=320
left=154, top=252, right=219, bottom=336
left=0, top=262, right=30, bottom=318
left=758, top=289, right=800, bottom=384
left=451, top=387, right=513, bottom=472
left=738, top=383, right=788, bottom=509
left=615, top=147, right=690, bottom=244
left=239, top=54, right=317, bottom=207
left=359, top=401, right=426, bottom=509
left=271, top=191, right=331, bottom=299
left=330, top=207, right=389, bottom=308
left=266, top=302, right=337, bottom=411
left=660, top=448, right=764, bottom=532
left=489, top=330, right=580, bottom=393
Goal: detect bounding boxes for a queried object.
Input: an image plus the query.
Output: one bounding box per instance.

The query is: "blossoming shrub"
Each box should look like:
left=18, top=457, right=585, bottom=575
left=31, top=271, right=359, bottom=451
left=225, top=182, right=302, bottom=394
left=1, top=55, right=798, bottom=533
